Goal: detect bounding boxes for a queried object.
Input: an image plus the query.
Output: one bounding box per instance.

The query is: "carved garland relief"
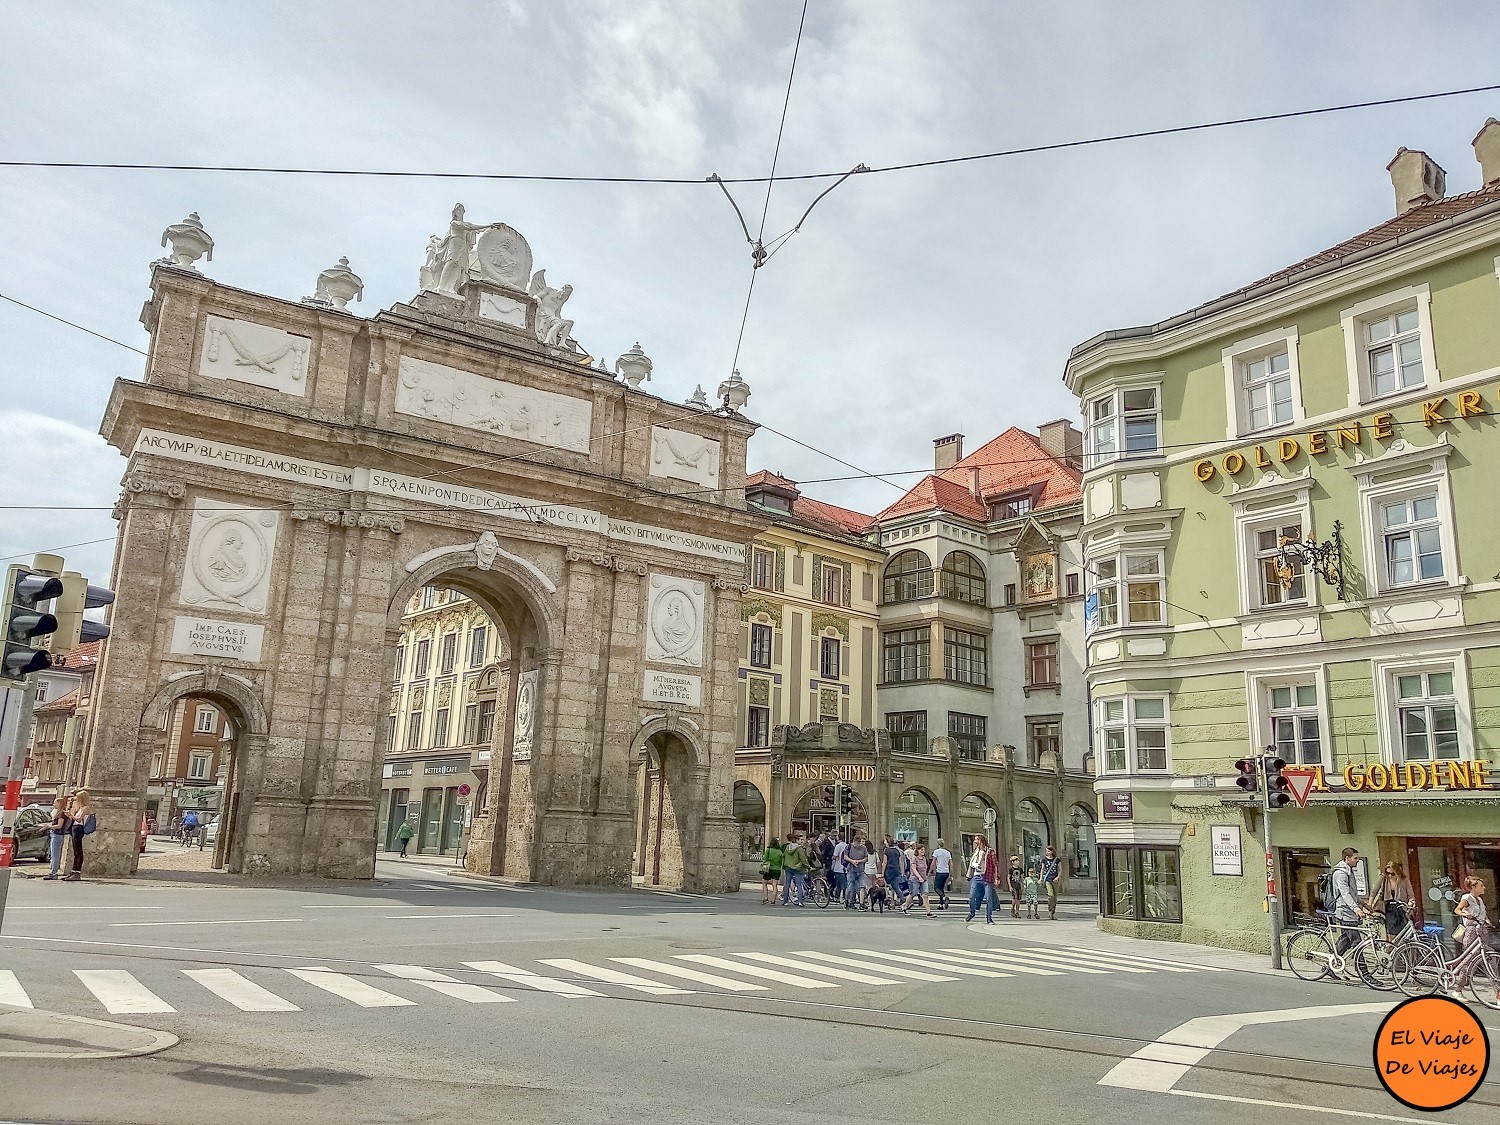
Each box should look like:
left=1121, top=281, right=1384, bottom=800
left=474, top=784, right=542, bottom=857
left=394, top=355, right=592, bottom=453
left=649, top=426, right=721, bottom=488
left=179, top=499, right=279, bottom=615
left=201, top=315, right=310, bottom=397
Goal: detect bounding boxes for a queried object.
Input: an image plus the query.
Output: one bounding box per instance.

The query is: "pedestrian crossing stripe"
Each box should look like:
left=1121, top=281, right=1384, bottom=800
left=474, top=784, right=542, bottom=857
left=5, top=941, right=1218, bottom=1016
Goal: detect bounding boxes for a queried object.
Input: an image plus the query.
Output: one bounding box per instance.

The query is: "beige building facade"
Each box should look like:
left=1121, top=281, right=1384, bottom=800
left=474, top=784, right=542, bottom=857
left=82, top=208, right=762, bottom=891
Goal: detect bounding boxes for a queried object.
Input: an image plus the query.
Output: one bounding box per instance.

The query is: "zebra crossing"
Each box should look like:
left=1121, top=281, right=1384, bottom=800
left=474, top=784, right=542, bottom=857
left=0, top=942, right=1222, bottom=1017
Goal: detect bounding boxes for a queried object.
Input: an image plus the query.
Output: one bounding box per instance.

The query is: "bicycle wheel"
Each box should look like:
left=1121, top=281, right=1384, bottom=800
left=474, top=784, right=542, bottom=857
left=1285, top=928, right=1334, bottom=981
left=1393, top=942, right=1443, bottom=997
left=810, top=878, right=830, bottom=909
left=1467, top=953, right=1500, bottom=1011
left=1355, top=937, right=1400, bottom=991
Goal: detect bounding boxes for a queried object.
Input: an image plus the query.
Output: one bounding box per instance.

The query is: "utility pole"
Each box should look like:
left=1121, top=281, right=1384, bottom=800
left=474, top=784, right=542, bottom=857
left=0, top=677, right=38, bottom=930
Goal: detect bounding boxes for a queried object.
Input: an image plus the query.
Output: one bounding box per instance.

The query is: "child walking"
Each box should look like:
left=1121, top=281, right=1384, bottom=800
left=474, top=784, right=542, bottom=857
left=1023, top=866, right=1042, bottom=919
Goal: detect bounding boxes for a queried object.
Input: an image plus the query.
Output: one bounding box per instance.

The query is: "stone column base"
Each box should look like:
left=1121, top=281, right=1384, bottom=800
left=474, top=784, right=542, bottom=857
left=80, top=790, right=143, bottom=879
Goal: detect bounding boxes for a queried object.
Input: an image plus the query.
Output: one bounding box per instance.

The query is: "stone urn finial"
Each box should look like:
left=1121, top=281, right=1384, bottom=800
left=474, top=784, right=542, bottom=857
left=305, top=256, right=364, bottom=310
left=159, top=212, right=214, bottom=270
left=717, top=370, right=751, bottom=412
left=615, top=342, right=653, bottom=388
left=684, top=384, right=710, bottom=411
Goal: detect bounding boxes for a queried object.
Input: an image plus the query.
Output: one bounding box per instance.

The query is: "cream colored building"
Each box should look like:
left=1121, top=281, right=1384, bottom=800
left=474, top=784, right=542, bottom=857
left=379, top=586, right=506, bottom=857
left=732, top=471, right=883, bottom=862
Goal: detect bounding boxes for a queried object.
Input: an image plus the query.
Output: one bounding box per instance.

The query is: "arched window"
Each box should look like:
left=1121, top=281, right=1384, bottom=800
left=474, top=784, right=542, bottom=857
left=733, top=781, right=766, bottom=863
left=883, top=551, right=934, bottom=604
left=894, top=788, right=940, bottom=848
left=1066, top=804, right=1097, bottom=880
left=940, top=551, right=987, bottom=605
left=1016, top=799, right=1050, bottom=872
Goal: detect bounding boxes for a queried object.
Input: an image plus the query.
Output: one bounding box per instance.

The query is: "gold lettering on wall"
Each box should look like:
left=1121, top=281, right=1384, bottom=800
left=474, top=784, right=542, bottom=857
left=1308, top=430, right=1329, bottom=455
left=784, top=762, right=876, bottom=783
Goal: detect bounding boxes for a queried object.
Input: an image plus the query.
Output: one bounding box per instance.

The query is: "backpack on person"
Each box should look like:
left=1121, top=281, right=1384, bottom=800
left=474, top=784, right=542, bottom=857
left=1317, top=869, right=1339, bottom=914
left=80, top=813, right=98, bottom=836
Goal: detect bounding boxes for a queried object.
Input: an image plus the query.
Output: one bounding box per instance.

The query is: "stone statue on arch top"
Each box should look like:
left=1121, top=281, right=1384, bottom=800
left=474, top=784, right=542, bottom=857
left=528, top=269, right=574, bottom=348
left=430, top=204, right=484, bottom=296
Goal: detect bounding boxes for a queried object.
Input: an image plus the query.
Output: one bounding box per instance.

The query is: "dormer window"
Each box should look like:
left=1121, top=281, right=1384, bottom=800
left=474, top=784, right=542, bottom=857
left=991, top=492, right=1034, bottom=520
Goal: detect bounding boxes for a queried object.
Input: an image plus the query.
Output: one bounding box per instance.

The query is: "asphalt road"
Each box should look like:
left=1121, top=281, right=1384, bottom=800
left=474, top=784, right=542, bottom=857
left=1, top=854, right=1495, bottom=1125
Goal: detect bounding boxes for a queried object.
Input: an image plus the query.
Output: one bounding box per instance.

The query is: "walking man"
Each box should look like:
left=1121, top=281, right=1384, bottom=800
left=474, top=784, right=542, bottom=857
left=396, top=818, right=415, bottom=858
left=780, top=833, right=808, bottom=907
left=932, top=838, right=952, bottom=910
left=831, top=832, right=848, bottom=903
left=1332, top=847, right=1365, bottom=966
left=843, top=835, right=868, bottom=909
left=1040, top=845, right=1061, bottom=920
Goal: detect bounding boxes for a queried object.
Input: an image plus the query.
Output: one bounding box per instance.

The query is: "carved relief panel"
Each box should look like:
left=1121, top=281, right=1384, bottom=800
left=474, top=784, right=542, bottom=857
left=512, top=669, right=538, bottom=761
left=645, top=573, right=705, bottom=668
left=201, top=315, right=310, bottom=396
left=178, top=498, right=280, bottom=616
left=649, top=426, right=720, bottom=488
left=394, top=355, right=592, bottom=453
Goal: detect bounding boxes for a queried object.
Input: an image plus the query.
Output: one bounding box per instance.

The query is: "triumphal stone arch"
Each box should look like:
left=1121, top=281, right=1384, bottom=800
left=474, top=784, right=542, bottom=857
left=83, top=208, right=760, bottom=891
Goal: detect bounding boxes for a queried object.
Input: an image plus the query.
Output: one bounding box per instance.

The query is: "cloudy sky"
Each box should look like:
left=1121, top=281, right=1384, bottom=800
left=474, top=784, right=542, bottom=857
left=3, top=2, right=1498, bottom=580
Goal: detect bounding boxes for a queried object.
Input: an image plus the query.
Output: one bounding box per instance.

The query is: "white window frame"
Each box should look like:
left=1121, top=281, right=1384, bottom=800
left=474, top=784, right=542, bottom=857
left=1371, top=654, right=1473, bottom=765
left=1090, top=549, right=1165, bottom=630
left=1340, top=284, right=1439, bottom=406
left=188, top=752, right=212, bottom=781
left=1357, top=453, right=1461, bottom=598
left=1232, top=487, right=1318, bottom=616
left=1222, top=326, right=1304, bottom=439
left=1247, top=669, right=1328, bottom=767
left=1094, top=694, right=1171, bottom=775
left=1086, top=383, right=1161, bottom=467
left=194, top=707, right=216, bottom=734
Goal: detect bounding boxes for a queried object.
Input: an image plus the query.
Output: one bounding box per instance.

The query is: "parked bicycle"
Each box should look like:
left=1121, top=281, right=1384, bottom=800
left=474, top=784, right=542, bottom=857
left=1284, top=909, right=1424, bottom=990
left=1393, top=921, right=1500, bottom=1009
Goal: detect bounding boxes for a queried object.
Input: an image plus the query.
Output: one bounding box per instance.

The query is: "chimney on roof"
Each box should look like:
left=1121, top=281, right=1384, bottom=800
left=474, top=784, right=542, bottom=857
left=1037, top=418, right=1083, bottom=470
left=1474, top=118, right=1500, bottom=187
left=934, top=433, right=964, bottom=470
left=1387, top=148, right=1446, bottom=215
left=968, top=466, right=982, bottom=501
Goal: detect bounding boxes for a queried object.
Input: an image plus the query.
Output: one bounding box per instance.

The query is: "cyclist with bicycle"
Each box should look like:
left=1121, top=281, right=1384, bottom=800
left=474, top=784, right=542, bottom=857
left=1332, top=847, right=1369, bottom=966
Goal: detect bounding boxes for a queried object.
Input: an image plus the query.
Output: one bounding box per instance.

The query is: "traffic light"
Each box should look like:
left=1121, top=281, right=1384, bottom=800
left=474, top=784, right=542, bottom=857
left=839, top=785, right=856, bottom=817
left=1264, top=755, right=1291, bottom=809
left=1234, top=756, right=1259, bottom=793
left=2, top=565, right=63, bottom=680
left=50, top=571, right=114, bottom=656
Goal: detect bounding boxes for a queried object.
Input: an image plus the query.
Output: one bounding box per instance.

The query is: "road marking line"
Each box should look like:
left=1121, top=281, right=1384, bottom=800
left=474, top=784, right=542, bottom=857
left=463, top=960, right=601, bottom=998
left=1016, top=947, right=1155, bottom=974
left=284, top=967, right=415, bottom=1008
left=74, top=970, right=175, bottom=1014
left=732, top=952, right=900, bottom=985
left=930, top=948, right=1066, bottom=976
left=537, top=959, right=691, bottom=995
left=893, top=948, right=1052, bottom=977
left=675, top=954, right=837, bottom=990
left=962, top=947, right=1111, bottom=974
left=1099, top=1001, right=1391, bottom=1093
left=609, top=957, right=768, bottom=992
left=384, top=914, right=514, bottom=919
left=183, top=968, right=301, bottom=1012
left=849, top=949, right=1012, bottom=979
left=791, top=951, right=959, bottom=982
left=0, top=969, right=33, bottom=1008
left=107, top=919, right=303, bottom=928
left=1060, top=945, right=1219, bottom=972
left=376, top=964, right=515, bottom=1004
left=1168, top=1088, right=1425, bottom=1122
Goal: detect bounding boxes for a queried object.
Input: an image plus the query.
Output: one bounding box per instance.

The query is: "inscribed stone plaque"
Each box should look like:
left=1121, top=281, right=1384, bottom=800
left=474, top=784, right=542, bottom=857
left=643, top=669, right=702, bottom=708
left=169, top=616, right=265, bottom=662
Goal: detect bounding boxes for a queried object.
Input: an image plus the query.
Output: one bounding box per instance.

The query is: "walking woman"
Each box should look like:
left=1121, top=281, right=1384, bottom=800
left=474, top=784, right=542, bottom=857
left=1367, top=859, right=1417, bottom=935
left=909, top=843, right=933, bottom=917
left=43, top=795, right=72, bottom=880
left=965, top=835, right=997, bottom=924
left=760, top=837, right=784, bottom=905
left=65, top=790, right=96, bottom=881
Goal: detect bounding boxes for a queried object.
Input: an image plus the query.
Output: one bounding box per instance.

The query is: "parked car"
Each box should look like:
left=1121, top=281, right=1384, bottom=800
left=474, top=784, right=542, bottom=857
left=13, top=805, right=53, bottom=863
left=202, top=817, right=219, bottom=846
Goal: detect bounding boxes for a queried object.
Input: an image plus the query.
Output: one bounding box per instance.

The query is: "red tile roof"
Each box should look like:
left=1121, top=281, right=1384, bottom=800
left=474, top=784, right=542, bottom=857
left=745, top=469, right=798, bottom=491
left=57, top=640, right=104, bottom=669
left=873, top=427, right=1082, bottom=524
left=35, top=687, right=80, bottom=715
left=790, top=494, right=873, bottom=537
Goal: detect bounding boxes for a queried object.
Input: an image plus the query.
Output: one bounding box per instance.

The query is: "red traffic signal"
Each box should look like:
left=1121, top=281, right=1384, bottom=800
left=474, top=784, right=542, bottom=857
left=1234, top=757, right=1258, bottom=792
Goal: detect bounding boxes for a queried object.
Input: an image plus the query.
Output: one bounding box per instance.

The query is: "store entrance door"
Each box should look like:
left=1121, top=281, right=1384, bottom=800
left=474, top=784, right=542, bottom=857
left=1280, top=847, right=1330, bottom=926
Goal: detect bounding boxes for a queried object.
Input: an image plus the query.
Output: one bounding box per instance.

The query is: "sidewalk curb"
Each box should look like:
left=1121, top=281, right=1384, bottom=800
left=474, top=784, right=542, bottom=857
left=0, top=1005, right=179, bottom=1060
left=447, top=868, right=539, bottom=889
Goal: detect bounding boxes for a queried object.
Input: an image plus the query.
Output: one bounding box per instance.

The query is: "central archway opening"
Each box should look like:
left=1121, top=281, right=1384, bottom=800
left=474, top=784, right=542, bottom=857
left=635, top=729, right=698, bottom=890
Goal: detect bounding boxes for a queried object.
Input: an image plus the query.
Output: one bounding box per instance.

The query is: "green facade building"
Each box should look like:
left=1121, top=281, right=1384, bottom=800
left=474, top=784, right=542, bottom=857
left=1064, top=126, right=1500, bottom=951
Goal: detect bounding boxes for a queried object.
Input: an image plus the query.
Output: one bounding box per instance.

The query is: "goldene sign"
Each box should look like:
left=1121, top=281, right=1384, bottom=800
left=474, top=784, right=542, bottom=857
left=1292, top=761, right=1495, bottom=794
left=1192, top=391, right=1489, bottom=485
left=785, top=762, right=876, bottom=783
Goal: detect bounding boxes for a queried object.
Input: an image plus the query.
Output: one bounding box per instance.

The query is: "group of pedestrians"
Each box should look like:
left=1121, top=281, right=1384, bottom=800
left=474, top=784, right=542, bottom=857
left=42, top=789, right=96, bottom=881
left=962, top=836, right=1062, bottom=924
left=759, top=828, right=1062, bottom=920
